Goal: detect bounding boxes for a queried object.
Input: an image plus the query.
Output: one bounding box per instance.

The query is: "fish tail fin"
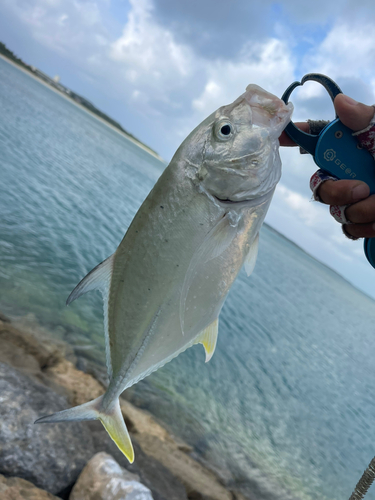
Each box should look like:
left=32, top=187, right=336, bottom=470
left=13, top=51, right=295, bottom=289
left=35, top=395, right=134, bottom=463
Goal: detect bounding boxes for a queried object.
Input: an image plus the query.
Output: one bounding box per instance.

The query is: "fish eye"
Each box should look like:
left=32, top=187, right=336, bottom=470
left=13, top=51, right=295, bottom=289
left=220, top=125, right=231, bottom=135
left=214, top=120, right=234, bottom=141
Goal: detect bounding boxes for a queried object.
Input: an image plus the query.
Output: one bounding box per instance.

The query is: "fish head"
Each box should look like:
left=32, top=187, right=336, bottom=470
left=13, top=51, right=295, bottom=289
left=182, top=84, right=293, bottom=202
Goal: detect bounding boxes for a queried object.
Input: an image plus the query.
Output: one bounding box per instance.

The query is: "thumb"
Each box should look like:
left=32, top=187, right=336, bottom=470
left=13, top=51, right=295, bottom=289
left=334, top=94, right=374, bottom=132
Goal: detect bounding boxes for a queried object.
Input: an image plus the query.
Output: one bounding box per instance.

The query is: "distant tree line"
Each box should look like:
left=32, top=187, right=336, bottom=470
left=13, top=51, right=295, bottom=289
left=0, top=42, right=33, bottom=73
left=0, top=41, right=159, bottom=158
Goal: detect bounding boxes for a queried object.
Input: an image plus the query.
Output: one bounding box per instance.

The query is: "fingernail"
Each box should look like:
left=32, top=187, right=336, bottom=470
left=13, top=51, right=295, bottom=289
left=342, top=95, right=359, bottom=106
left=352, top=184, right=369, bottom=200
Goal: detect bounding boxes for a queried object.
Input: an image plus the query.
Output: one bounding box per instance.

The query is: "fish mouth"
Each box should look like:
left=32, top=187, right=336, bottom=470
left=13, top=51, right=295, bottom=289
left=213, top=190, right=272, bottom=206
left=213, top=195, right=247, bottom=204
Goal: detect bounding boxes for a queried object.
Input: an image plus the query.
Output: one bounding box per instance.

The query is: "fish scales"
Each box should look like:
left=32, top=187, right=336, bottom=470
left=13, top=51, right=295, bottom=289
left=109, top=169, right=223, bottom=376
left=107, top=169, right=217, bottom=371
left=35, top=84, right=293, bottom=463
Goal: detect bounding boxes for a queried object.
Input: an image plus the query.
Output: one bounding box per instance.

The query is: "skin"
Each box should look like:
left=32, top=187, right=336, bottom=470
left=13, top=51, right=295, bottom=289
left=279, top=94, right=375, bottom=238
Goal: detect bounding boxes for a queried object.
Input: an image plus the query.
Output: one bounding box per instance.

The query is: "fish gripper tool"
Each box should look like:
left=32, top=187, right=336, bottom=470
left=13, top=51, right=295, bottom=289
left=281, top=73, right=375, bottom=269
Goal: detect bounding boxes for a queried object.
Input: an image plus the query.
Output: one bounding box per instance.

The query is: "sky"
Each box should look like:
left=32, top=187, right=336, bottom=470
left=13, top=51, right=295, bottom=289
left=1, top=0, right=375, bottom=298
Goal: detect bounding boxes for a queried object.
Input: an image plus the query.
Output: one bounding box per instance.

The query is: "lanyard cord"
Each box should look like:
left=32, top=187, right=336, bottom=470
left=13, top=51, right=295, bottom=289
left=349, top=457, right=375, bottom=500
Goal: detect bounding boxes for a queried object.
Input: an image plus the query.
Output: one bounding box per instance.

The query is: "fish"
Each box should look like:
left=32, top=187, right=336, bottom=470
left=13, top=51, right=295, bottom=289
left=35, top=84, right=293, bottom=463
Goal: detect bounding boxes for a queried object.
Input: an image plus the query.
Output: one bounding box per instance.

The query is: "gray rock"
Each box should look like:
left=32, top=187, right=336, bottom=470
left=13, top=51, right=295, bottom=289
left=69, top=452, right=153, bottom=500
left=88, top=422, right=188, bottom=500
left=0, top=336, right=42, bottom=377
left=0, top=363, right=95, bottom=496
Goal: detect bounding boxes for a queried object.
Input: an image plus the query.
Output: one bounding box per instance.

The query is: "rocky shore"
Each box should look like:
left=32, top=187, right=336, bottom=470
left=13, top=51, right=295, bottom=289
left=0, top=312, right=247, bottom=500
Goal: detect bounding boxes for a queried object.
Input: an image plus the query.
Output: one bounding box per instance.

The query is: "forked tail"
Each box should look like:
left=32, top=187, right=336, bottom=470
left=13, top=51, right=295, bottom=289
left=35, top=395, right=134, bottom=463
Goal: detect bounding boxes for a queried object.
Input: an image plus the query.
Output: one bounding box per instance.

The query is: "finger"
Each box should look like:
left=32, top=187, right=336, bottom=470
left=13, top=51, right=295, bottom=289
left=334, top=95, right=375, bottom=132
left=279, top=122, right=309, bottom=146
left=317, top=179, right=370, bottom=206
left=343, top=222, right=375, bottom=239
left=345, top=195, right=375, bottom=224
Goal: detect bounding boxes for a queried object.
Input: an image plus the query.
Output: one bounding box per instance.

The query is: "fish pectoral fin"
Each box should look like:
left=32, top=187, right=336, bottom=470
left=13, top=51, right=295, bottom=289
left=66, top=254, right=114, bottom=305
left=244, top=233, right=259, bottom=277
left=206, top=214, right=239, bottom=260
left=196, top=318, right=219, bottom=363
left=35, top=395, right=135, bottom=463
left=180, top=213, right=238, bottom=334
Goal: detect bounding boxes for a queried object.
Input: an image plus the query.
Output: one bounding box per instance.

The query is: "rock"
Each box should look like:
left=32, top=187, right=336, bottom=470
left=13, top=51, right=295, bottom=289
left=131, top=441, right=188, bottom=500
left=0, top=363, right=95, bottom=496
left=0, top=335, right=42, bottom=377
left=0, top=323, right=72, bottom=400
left=36, top=350, right=188, bottom=498
left=231, top=492, right=251, bottom=500
left=88, top=422, right=188, bottom=500
left=10, top=314, right=77, bottom=365
left=0, top=320, right=88, bottom=399
left=0, top=312, right=11, bottom=323
left=131, top=432, right=232, bottom=500
left=0, top=317, right=234, bottom=500
left=0, top=474, right=61, bottom=499
left=118, top=400, right=230, bottom=500
left=75, top=356, right=108, bottom=387
left=0, top=321, right=56, bottom=371
left=69, top=452, right=153, bottom=500
left=120, top=399, right=192, bottom=452
left=44, top=358, right=104, bottom=407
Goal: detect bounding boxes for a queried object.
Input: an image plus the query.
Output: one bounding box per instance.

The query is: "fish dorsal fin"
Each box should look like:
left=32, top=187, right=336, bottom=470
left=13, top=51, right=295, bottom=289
left=66, top=254, right=114, bottom=305
left=195, top=318, right=219, bottom=363
left=244, top=233, right=259, bottom=277
left=66, top=254, right=115, bottom=378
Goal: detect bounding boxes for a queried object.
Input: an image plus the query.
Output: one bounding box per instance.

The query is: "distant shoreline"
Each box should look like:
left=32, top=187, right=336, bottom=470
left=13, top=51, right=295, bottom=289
left=0, top=53, right=165, bottom=163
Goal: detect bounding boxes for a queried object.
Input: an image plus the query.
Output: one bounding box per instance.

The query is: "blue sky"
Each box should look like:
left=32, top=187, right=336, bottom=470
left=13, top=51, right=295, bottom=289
left=1, top=0, right=375, bottom=298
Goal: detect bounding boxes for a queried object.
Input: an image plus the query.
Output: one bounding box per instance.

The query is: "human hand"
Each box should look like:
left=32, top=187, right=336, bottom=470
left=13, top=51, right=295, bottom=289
left=279, top=95, right=375, bottom=239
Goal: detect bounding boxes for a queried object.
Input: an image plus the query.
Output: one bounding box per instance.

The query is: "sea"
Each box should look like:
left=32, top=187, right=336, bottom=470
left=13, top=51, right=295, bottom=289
left=1, top=56, right=375, bottom=500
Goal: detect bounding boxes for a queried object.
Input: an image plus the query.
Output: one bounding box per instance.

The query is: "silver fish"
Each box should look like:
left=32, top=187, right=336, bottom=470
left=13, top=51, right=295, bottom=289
left=36, top=84, right=293, bottom=462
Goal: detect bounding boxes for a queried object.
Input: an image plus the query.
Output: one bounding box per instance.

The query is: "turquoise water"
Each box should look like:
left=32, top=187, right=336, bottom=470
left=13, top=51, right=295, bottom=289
left=1, top=57, right=375, bottom=500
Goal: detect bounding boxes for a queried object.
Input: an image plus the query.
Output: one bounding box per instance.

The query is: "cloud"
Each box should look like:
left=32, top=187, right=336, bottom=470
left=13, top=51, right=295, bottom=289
left=104, top=1, right=296, bottom=147
left=108, top=0, right=200, bottom=118
left=1, top=0, right=111, bottom=60
left=276, top=0, right=374, bottom=25
left=150, top=0, right=277, bottom=59
left=302, top=21, right=375, bottom=103
left=192, top=39, right=294, bottom=114
left=304, top=22, right=375, bottom=79
left=110, top=0, right=192, bottom=80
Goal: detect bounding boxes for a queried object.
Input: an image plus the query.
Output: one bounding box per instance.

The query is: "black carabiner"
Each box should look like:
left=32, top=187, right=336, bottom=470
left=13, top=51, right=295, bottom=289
left=281, top=73, right=343, bottom=155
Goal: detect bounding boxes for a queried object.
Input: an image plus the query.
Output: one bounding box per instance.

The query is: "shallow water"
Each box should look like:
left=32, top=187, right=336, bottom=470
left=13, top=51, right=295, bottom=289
left=1, top=57, right=375, bottom=500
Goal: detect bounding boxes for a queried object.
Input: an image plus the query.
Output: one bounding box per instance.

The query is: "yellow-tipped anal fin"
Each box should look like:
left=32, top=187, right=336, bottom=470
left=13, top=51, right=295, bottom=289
left=196, top=319, right=219, bottom=362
